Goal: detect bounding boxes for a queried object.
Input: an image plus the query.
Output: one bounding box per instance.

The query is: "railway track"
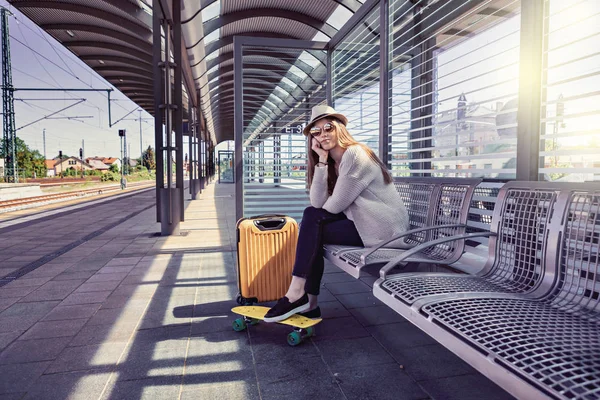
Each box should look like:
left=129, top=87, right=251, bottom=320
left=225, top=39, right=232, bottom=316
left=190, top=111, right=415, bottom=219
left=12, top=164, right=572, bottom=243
left=0, top=181, right=154, bottom=212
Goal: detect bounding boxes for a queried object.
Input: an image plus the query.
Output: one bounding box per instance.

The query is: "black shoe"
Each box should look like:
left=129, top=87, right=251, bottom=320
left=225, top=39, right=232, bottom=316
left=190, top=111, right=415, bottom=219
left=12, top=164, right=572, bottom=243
left=264, top=293, right=310, bottom=323
left=298, top=306, right=321, bottom=320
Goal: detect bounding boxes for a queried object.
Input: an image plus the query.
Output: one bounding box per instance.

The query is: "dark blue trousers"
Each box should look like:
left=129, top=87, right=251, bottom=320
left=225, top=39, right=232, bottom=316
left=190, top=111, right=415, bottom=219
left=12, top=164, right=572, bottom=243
left=293, top=206, right=364, bottom=295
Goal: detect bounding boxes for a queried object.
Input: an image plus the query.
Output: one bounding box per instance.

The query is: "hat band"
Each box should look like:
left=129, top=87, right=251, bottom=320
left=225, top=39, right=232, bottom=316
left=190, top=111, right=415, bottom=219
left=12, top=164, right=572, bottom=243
left=311, top=113, right=332, bottom=122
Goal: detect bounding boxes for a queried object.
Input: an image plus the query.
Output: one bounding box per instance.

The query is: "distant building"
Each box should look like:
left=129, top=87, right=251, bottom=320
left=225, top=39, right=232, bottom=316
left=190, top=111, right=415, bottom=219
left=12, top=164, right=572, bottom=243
left=44, top=159, right=57, bottom=177
left=53, top=157, right=93, bottom=175
left=86, top=156, right=121, bottom=171
left=86, top=159, right=110, bottom=173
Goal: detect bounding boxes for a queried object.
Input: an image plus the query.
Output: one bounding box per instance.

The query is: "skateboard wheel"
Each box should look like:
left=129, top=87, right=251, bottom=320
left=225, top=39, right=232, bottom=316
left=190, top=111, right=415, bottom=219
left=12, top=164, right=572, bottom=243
left=232, top=318, right=247, bottom=332
left=287, top=331, right=302, bottom=346
left=305, top=327, right=314, bottom=337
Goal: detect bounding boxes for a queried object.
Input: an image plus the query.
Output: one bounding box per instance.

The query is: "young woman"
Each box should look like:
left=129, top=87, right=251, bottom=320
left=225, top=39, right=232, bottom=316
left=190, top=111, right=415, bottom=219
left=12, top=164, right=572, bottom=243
left=264, top=105, right=409, bottom=322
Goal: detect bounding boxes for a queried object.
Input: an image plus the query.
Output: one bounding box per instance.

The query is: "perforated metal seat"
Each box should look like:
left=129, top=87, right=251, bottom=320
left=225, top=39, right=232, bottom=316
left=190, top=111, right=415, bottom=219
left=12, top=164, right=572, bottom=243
left=376, top=183, right=561, bottom=305
left=324, top=177, right=481, bottom=278
left=374, top=183, right=600, bottom=400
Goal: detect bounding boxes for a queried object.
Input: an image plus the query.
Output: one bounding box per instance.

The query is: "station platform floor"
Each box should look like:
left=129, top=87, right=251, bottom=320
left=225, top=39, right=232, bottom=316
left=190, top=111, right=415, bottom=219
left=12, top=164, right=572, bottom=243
left=0, top=182, right=513, bottom=400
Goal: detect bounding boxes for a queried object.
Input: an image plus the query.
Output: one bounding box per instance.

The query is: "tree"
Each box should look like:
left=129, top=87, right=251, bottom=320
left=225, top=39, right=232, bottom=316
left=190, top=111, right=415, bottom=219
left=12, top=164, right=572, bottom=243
left=0, top=136, right=46, bottom=178
left=142, top=145, right=156, bottom=171
left=109, top=163, right=119, bottom=173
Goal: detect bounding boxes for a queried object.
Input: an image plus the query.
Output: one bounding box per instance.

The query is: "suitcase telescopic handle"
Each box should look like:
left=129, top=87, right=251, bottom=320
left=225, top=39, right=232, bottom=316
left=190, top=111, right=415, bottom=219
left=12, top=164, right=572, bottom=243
left=248, top=213, right=287, bottom=219
left=253, top=217, right=287, bottom=231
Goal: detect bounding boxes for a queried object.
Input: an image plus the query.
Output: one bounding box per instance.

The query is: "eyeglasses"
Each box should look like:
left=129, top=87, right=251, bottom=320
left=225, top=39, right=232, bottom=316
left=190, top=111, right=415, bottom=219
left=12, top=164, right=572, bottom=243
left=309, top=122, right=334, bottom=137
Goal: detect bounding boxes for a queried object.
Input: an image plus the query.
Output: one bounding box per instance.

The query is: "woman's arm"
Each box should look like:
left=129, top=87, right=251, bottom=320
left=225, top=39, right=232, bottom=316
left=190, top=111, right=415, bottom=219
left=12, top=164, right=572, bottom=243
left=322, top=146, right=377, bottom=214
left=310, top=165, right=329, bottom=208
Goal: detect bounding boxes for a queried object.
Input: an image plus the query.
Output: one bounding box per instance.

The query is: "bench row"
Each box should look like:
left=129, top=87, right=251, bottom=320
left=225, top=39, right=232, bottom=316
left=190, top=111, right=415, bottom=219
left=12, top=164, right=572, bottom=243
left=324, top=178, right=600, bottom=400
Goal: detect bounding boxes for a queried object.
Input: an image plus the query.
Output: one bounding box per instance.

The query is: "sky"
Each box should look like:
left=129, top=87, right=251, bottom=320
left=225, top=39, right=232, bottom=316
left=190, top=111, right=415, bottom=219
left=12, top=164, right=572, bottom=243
left=1, top=0, right=156, bottom=161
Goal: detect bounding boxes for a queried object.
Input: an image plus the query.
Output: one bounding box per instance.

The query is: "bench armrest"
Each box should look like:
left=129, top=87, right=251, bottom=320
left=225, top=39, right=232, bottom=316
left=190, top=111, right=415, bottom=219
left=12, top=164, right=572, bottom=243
left=348, top=224, right=468, bottom=264
left=379, top=231, right=496, bottom=279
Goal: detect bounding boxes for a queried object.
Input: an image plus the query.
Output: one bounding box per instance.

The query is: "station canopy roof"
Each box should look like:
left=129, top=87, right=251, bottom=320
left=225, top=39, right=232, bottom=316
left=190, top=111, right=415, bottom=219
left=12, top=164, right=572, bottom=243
left=8, top=0, right=366, bottom=144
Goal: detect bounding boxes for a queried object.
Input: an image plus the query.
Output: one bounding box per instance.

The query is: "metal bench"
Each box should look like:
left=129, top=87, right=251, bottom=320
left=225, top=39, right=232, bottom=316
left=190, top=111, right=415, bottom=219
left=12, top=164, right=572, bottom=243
left=323, top=177, right=481, bottom=278
left=373, top=181, right=600, bottom=400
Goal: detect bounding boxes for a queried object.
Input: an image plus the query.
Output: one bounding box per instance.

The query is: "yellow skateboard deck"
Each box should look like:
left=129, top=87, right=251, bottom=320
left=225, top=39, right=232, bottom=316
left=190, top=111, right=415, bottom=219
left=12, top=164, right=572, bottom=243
left=231, top=306, right=322, bottom=345
left=232, top=306, right=321, bottom=328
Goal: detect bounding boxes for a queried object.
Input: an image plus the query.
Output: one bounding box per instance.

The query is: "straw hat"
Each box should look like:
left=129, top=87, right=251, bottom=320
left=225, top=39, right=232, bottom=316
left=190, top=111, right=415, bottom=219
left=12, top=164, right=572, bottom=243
left=302, top=105, right=348, bottom=136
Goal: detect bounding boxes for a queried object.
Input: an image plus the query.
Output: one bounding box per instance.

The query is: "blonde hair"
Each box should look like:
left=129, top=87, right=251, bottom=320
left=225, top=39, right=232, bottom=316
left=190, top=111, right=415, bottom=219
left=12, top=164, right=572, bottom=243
left=305, top=118, right=392, bottom=195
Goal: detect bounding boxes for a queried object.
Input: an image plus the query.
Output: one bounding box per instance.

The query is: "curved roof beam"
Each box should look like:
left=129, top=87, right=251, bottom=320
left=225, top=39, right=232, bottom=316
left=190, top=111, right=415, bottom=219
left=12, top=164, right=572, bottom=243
left=199, top=46, right=326, bottom=73
left=206, top=65, right=293, bottom=86
left=188, top=9, right=337, bottom=50
left=210, top=80, right=301, bottom=104
left=93, top=65, right=151, bottom=77
left=183, top=0, right=362, bottom=25
left=205, top=64, right=303, bottom=86
left=79, top=55, right=151, bottom=70
left=41, top=24, right=152, bottom=53
left=65, top=41, right=151, bottom=63
left=105, top=76, right=153, bottom=86
left=192, top=33, right=325, bottom=70
left=205, top=50, right=314, bottom=78
left=209, top=75, right=301, bottom=101
left=13, top=1, right=150, bottom=39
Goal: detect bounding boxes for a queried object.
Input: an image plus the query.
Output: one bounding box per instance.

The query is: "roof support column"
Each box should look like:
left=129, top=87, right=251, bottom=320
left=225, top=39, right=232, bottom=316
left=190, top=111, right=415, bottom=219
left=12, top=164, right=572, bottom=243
left=154, top=0, right=184, bottom=235
left=190, top=96, right=201, bottom=199
left=379, top=0, right=390, bottom=167
left=516, top=0, right=544, bottom=181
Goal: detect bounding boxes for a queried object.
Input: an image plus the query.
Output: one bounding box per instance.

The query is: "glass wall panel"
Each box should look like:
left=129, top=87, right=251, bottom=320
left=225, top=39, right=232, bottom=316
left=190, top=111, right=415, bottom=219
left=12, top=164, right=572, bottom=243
left=240, top=46, right=327, bottom=220
left=331, top=6, right=381, bottom=154
left=539, top=0, right=600, bottom=182
left=388, top=0, right=521, bottom=178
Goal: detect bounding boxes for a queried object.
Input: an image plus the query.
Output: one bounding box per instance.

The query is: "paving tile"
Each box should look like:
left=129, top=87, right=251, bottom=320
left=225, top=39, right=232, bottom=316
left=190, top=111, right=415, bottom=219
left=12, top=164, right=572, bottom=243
left=316, top=336, right=396, bottom=371
left=335, top=292, right=381, bottom=309
left=419, top=373, right=515, bottom=400
left=392, top=344, right=477, bottom=381
left=0, top=362, right=51, bottom=394
left=69, top=322, right=137, bottom=347
left=101, top=377, right=182, bottom=400
left=336, top=363, right=428, bottom=400
left=0, top=331, right=23, bottom=351
left=18, top=318, right=88, bottom=340
left=21, top=370, right=112, bottom=400
left=311, top=316, right=370, bottom=341
left=0, top=337, right=71, bottom=364
left=45, top=342, right=128, bottom=374
left=59, top=290, right=112, bottom=306
left=19, top=280, right=85, bottom=302
left=183, top=331, right=255, bottom=390
left=256, top=357, right=345, bottom=400
left=53, top=270, right=97, bottom=281
left=0, top=286, right=38, bottom=299
left=349, top=305, right=407, bottom=326
left=0, top=297, right=20, bottom=313
left=2, top=277, right=52, bottom=288
left=180, top=382, right=260, bottom=400
left=74, top=280, right=121, bottom=293
left=321, top=272, right=359, bottom=284
left=42, top=304, right=102, bottom=321
left=114, top=346, right=186, bottom=382
left=367, top=323, right=437, bottom=350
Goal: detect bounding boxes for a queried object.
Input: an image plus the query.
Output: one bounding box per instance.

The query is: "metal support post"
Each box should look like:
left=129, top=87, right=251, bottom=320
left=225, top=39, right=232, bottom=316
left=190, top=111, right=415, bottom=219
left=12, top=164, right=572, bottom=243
left=516, top=0, right=544, bottom=181
left=379, top=0, right=390, bottom=167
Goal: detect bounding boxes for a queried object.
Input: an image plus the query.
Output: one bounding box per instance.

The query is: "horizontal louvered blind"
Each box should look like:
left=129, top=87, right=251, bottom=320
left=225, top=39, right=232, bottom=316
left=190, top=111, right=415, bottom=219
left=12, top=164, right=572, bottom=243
left=241, top=46, right=327, bottom=221
left=331, top=6, right=380, bottom=153
left=388, top=0, right=521, bottom=178
left=539, top=0, right=600, bottom=182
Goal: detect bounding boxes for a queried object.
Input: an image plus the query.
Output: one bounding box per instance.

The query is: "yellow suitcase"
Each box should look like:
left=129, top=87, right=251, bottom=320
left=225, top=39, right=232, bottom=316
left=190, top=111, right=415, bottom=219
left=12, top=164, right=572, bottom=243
left=236, top=215, right=298, bottom=304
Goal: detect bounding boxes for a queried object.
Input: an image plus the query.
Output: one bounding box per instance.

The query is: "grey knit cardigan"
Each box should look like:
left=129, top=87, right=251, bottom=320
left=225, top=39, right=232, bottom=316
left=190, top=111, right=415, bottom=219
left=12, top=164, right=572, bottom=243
left=310, top=144, right=410, bottom=248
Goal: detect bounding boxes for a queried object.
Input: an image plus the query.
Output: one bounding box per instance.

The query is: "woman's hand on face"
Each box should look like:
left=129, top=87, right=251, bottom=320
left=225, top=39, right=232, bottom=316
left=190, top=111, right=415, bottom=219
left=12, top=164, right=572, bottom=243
left=311, top=137, right=328, bottom=162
